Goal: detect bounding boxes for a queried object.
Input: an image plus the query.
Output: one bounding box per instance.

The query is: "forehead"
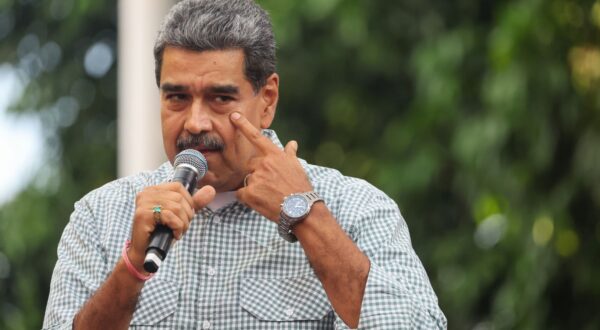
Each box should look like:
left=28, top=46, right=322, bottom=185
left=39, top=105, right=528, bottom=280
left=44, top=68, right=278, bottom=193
left=160, top=47, right=248, bottom=89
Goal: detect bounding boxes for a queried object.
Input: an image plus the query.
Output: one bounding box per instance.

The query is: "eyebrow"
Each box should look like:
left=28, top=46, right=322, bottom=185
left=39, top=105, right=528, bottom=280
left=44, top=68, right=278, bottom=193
left=206, top=85, right=239, bottom=95
left=160, top=83, right=240, bottom=95
left=160, top=83, right=188, bottom=93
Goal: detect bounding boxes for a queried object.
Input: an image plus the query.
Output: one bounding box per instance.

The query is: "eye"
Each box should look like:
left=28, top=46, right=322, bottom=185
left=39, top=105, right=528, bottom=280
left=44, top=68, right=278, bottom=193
left=165, top=93, right=189, bottom=102
left=214, top=95, right=234, bottom=104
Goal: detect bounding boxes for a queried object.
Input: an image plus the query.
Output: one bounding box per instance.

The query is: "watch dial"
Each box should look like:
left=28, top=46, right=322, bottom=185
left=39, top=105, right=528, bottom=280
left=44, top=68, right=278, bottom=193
left=284, top=195, right=309, bottom=218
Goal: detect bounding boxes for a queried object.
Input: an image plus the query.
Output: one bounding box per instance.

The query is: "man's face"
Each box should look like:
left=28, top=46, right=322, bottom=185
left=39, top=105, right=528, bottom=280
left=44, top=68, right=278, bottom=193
left=159, top=47, right=278, bottom=192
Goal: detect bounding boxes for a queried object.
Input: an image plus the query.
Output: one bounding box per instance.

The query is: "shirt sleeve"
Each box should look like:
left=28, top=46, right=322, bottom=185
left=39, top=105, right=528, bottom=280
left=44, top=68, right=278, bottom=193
left=332, top=182, right=447, bottom=329
left=43, top=197, right=108, bottom=330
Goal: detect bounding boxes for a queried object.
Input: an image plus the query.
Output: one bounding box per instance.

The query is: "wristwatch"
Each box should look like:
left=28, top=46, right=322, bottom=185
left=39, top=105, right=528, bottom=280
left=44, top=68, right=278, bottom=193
left=278, top=191, right=323, bottom=242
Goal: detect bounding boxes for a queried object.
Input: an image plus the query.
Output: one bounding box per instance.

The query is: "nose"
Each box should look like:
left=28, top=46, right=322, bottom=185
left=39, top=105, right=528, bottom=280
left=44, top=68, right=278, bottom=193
left=183, top=99, right=212, bottom=134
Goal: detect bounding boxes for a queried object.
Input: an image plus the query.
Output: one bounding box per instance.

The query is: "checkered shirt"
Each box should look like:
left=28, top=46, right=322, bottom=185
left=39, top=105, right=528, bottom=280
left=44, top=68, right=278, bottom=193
left=43, top=130, right=447, bottom=329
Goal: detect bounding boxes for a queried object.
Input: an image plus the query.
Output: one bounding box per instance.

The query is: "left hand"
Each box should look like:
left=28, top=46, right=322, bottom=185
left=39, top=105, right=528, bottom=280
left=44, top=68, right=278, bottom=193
left=231, top=112, right=313, bottom=222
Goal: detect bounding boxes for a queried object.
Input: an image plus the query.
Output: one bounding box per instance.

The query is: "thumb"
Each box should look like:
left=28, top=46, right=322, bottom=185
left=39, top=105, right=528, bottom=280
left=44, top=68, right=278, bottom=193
left=284, top=140, right=298, bottom=156
left=192, top=185, right=216, bottom=210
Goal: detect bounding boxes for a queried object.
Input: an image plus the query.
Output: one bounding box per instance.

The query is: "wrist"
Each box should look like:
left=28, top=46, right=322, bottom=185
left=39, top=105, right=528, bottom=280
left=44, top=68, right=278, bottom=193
left=122, top=240, right=154, bottom=281
left=278, top=191, right=324, bottom=242
left=292, top=202, right=328, bottom=236
left=126, top=247, right=146, bottom=274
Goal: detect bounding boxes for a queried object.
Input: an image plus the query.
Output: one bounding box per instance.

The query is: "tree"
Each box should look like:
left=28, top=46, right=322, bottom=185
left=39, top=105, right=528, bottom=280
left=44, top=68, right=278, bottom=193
left=0, top=1, right=117, bottom=328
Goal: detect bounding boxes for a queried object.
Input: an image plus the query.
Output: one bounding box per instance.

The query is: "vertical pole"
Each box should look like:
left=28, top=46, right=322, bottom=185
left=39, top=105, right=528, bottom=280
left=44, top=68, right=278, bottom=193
left=117, top=0, right=175, bottom=177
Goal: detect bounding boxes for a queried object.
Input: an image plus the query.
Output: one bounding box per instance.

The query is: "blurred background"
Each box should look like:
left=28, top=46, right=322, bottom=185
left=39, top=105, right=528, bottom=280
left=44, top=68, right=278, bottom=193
left=1, top=0, right=599, bottom=328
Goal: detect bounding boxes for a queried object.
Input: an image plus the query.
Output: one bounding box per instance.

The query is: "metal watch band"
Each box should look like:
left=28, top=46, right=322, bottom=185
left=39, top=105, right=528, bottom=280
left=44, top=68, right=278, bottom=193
left=278, top=191, right=323, bottom=243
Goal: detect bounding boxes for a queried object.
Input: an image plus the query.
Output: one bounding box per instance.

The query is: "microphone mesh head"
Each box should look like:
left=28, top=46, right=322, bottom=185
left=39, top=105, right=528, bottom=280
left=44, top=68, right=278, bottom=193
left=173, top=149, right=208, bottom=178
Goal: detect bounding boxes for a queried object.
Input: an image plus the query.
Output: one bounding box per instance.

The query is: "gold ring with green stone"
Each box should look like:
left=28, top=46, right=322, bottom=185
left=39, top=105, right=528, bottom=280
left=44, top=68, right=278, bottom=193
left=152, top=205, right=162, bottom=225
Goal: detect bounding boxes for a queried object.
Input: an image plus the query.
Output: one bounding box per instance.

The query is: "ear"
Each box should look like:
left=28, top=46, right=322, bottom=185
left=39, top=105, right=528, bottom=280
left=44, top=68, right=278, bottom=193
left=259, top=73, right=279, bottom=129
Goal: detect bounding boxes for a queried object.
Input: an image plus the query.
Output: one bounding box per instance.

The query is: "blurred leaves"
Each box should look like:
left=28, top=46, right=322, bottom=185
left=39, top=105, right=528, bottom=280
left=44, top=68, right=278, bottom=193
left=0, top=0, right=599, bottom=329
left=265, top=0, right=600, bottom=328
left=0, top=0, right=116, bottom=329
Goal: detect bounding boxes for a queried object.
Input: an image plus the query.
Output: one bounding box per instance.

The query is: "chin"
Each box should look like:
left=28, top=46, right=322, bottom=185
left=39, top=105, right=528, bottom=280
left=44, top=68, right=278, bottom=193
left=198, top=172, right=215, bottom=185
left=197, top=172, right=225, bottom=191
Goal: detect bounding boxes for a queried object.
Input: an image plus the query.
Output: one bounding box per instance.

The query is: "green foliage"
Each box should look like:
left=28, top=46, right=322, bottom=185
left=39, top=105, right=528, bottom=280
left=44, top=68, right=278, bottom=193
left=1, top=0, right=599, bottom=329
left=0, top=1, right=116, bottom=329
left=265, top=0, right=600, bottom=328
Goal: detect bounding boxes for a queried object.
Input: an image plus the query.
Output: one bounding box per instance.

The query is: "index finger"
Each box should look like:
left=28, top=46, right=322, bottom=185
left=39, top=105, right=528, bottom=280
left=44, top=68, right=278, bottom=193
left=230, top=112, right=280, bottom=154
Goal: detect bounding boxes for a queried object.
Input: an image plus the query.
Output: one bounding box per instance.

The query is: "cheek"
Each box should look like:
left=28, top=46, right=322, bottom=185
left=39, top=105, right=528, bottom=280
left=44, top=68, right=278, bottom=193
left=223, top=131, right=249, bottom=161
left=161, top=118, right=177, bottom=142
left=240, top=102, right=261, bottom=122
left=161, top=112, right=185, bottom=156
left=162, top=109, right=186, bottom=133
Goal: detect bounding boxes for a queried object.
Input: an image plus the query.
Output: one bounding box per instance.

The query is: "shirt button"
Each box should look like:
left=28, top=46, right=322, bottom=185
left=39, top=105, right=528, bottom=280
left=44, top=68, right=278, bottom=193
left=201, top=320, right=211, bottom=329
left=207, top=267, right=217, bottom=276
left=284, top=307, right=295, bottom=317
left=213, top=215, right=221, bottom=224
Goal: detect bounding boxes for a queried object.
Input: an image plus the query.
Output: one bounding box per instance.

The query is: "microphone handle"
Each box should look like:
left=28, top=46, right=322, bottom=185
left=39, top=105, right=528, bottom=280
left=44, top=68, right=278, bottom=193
left=173, top=167, right=198, bottom=195
left=143, top=168, right=198, bottom=273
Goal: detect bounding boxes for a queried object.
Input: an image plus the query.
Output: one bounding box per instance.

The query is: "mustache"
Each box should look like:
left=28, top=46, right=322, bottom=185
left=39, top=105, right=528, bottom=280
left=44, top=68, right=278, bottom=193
left=176, top=133, right=225, bottom=152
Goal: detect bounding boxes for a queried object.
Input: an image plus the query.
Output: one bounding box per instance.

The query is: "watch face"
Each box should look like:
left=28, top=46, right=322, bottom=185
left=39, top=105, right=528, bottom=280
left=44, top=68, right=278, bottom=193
left=283, top=195, right=309, bottom=219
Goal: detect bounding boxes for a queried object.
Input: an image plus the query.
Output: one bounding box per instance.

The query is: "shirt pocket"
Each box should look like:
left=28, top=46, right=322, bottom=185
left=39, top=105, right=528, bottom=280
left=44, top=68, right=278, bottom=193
left=130, top=278, right=179, bottom=326
left=240, top=274, right=332, bottom=322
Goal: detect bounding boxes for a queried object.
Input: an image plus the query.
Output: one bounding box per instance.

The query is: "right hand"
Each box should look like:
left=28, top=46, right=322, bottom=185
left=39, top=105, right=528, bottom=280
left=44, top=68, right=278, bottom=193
left=127, top=183, right=216, bottom=272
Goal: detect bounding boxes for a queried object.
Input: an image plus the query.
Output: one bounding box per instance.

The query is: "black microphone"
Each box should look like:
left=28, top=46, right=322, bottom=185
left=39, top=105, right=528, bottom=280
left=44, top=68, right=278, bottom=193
left=143, top=149, right=208, bottom=273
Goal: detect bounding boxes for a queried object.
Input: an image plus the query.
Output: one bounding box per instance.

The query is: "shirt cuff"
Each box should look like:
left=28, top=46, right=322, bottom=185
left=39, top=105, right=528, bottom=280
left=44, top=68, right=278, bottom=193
left=42, top=321, right=75, bottom=330
left=333, top=263, right=446, bottom=329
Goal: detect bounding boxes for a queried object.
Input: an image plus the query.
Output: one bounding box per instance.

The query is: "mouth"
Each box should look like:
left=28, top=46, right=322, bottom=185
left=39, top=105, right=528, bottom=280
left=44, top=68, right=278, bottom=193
left=191, top=145, right=223, bottom=156
left=197, top=149, right=218, bottom=157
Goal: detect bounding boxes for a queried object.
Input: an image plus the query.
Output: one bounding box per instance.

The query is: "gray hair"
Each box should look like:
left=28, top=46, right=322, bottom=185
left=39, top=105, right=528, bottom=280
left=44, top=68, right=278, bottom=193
left=153, top=0, right=276, bottom=93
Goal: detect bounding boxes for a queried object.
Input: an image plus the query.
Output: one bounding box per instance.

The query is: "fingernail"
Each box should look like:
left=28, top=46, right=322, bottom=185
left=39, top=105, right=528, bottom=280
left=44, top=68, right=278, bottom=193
left=230, top=112, right=241, bottom=120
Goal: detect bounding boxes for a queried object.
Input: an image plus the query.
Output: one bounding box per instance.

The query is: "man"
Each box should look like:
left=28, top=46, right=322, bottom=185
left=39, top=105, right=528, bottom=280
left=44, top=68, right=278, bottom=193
left=43, top=0, right=446, bottom=328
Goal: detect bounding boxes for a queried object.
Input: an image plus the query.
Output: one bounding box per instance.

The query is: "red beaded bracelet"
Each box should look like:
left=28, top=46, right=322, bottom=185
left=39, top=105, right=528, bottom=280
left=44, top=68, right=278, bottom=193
left=122, top=240, right=154, bottom=281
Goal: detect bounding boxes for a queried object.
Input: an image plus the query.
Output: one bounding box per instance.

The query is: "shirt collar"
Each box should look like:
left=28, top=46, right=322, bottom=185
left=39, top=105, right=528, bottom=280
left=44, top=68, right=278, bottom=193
left=261, top=129, right=283, bottom=148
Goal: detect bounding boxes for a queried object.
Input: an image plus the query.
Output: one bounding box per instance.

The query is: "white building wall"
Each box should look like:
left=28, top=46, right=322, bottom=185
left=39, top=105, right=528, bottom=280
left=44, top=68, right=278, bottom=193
left=118, top=0, right=175, bottom=177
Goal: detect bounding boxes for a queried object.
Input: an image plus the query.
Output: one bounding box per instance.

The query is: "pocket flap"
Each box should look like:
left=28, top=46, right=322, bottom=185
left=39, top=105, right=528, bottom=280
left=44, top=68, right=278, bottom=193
left=131, top=278, right=179, bottom=325
left=240, top=275, right=331, bottom=321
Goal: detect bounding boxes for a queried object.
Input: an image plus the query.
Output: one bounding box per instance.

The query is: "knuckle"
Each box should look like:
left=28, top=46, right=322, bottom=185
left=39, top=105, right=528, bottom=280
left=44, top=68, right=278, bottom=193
left=174, top=184, right=184, bottom=193
left=173, top=220, right=184, bottom=231
left=172, top=200, right=183, bottom=212
left=165, top=182, right=179, bottom=192
left=178, top=211, right=188, bottom=223
left=163, top=209, right=174, bottom=218
left=173, top=230, right=181, bottom=239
